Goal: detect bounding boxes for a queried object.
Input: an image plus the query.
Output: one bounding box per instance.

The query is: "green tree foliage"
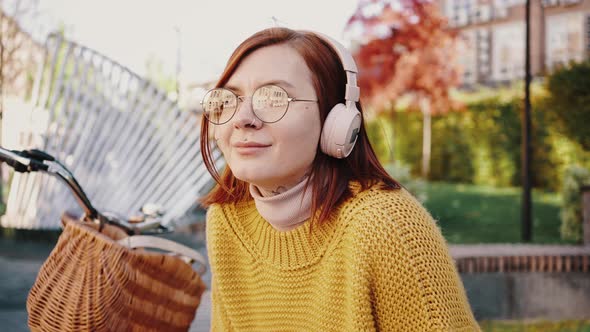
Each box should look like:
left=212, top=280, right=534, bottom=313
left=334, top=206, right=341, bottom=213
left=546, top=60, right=590, bottom=150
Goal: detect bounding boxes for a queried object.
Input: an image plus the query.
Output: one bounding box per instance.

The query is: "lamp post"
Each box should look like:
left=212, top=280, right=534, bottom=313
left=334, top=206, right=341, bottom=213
left=522, top=0, right=533, bottom=242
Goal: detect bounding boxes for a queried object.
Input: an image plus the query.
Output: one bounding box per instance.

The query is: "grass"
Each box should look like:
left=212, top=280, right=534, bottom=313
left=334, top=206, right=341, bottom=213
left=479, top=320, right=590, bottom=331
left=422, top=182, right=575, bottom=244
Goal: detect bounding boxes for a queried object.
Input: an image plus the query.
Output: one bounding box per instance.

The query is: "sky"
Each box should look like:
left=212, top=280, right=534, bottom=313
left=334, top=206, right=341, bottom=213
left=21, top=0, right=360, bottom=85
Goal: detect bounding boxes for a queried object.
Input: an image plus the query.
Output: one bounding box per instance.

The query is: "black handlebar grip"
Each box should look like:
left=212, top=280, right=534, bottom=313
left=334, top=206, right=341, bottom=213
left=1, top=157, right=29, bottom=173
left=21, top=149, right=56, bottom=161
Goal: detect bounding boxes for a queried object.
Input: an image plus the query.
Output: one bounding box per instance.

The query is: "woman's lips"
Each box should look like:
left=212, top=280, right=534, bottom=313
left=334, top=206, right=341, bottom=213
left=234, top=141, right=270, bottom=148
left=233, top=141, right=271, bottom=154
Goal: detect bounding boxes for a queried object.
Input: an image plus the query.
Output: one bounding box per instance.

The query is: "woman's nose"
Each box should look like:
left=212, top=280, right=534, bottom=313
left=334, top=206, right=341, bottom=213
left=232, top=97, right=260, bottom=129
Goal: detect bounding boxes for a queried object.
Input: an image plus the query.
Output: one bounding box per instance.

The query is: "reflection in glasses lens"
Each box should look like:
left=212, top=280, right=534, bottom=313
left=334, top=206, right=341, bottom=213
left=252, top=85, right=289, bottom=123
left=201, top=85, right=291, bottom=124
left=201, top=88, right=238, bottom=124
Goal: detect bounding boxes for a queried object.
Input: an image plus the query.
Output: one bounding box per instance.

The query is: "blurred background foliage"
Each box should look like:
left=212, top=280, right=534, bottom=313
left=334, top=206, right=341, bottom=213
left=366, top=60, right=590, bottom=243
left=368, top=84, right=590, bottom=191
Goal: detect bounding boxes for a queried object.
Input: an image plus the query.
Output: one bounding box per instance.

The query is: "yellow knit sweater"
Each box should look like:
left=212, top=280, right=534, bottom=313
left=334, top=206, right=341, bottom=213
left=206, top=183, right=480, bottom=331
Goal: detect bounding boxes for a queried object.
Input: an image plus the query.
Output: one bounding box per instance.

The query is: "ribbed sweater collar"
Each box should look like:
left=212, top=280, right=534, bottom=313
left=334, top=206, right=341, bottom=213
left=226, top=198, right=341, bottom=270
left=249, top=178, right=312, bottom=232
left=222, top=181, right=364, bottom=269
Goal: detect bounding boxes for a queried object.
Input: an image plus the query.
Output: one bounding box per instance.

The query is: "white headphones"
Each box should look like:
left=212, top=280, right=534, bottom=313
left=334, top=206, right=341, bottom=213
left=304, top=31, right=362, bottom=159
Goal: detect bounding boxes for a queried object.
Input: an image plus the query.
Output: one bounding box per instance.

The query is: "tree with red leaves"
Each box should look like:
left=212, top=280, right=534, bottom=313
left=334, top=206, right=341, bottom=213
left=346, top=0, right=462, bottom=177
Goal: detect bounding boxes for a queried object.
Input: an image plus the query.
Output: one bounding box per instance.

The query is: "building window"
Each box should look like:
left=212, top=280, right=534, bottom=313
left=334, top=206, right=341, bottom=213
left=541, top=0, right=559, bottom=7
left=477, top=28, right=491, bottom=77
left=561, top=0, right=581, bottom=5
left=546, top=12, right=585, bottom=70
left=458, top=30, right=478, bottom=84
left=492, top=23, right=525, bottom=81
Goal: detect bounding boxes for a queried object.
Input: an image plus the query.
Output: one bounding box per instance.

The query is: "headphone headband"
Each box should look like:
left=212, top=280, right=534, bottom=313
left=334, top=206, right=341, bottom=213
left=297, top=29, right=362, bottom=159
left=306, top=31, right=358, bottom=74
left=299, top=30, right=360, bottom=104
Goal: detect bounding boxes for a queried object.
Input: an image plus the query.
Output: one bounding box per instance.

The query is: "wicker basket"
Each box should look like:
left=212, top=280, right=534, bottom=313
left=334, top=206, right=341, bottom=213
left=26, top=214, right=206, bottom=332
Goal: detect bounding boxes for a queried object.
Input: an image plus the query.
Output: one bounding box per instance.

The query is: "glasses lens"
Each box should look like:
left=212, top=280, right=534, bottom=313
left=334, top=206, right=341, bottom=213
left=202, top=88, right=237, bottom=124
left=252, top=85, right=289, bottom=123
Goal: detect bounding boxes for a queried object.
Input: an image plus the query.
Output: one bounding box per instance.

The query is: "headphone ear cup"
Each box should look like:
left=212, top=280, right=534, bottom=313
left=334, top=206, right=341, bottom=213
left=320, top=104, right=362, bottom=159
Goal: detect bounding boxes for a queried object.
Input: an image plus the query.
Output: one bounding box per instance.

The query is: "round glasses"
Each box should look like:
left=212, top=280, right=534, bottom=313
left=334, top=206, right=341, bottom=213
left=200, top=84, right=317, bottom=124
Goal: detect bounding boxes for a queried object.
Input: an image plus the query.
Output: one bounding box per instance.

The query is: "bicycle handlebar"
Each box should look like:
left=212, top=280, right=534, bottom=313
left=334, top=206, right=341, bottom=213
left=0, top=146, right=173, bottom=235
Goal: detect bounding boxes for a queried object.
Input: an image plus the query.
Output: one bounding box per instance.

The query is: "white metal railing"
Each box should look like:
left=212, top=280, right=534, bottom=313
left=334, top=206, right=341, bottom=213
left=1, top=33, right=223, bottom=229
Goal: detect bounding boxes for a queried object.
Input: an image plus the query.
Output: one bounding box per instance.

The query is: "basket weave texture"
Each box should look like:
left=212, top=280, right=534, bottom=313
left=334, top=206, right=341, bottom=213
left=26, top=216, right=206, bottom=332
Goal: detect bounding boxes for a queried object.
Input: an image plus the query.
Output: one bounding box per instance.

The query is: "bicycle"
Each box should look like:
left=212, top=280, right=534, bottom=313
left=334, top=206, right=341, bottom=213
left=0, top=146, right=207, bottom=332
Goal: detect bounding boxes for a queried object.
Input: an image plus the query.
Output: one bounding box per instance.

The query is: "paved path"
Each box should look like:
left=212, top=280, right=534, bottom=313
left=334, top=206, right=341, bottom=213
left=0, top=310, right=29, bottom=332
left=0, top=256, right=44, bottom=332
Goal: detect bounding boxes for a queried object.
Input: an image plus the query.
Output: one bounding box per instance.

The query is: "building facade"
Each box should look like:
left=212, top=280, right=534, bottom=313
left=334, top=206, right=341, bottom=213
left=438, top=0, right=590, bottom=85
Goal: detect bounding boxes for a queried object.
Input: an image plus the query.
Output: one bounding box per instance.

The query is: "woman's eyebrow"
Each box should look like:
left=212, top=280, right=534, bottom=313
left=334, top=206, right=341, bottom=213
left=224, top=80, right=296, bottom=94
left=261, top=80, right=295, bottom=89
left=223, top=84, right=242, bottom=94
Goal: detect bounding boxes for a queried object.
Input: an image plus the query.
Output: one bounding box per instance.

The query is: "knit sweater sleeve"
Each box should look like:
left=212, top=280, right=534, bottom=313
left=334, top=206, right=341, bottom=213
left=206, top=204, right=233, bottom=331
left=363, top=189, right=480, bottom=331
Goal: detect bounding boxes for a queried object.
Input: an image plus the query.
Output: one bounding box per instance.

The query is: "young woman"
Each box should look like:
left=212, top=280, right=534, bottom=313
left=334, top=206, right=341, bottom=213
left=200, top=27, right=479, bottom=331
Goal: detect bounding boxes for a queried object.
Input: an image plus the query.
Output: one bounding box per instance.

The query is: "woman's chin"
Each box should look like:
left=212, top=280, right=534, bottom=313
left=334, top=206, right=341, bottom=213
left=232, top=168, right=270, bottom=185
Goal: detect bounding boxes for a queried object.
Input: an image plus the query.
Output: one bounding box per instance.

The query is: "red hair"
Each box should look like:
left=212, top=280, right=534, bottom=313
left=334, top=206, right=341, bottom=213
left=200, top=27, right=400, bottom=224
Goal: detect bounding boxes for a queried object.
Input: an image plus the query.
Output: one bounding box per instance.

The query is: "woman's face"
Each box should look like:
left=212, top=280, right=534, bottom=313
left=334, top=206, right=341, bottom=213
left=214, top=44, right=322, bottom=191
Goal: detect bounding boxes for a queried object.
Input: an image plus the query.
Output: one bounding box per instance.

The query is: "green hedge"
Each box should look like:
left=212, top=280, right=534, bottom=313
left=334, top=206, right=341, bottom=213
left=560, top=165, right=590, bottom=242
left=366, top=94, right=590, bottom=192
